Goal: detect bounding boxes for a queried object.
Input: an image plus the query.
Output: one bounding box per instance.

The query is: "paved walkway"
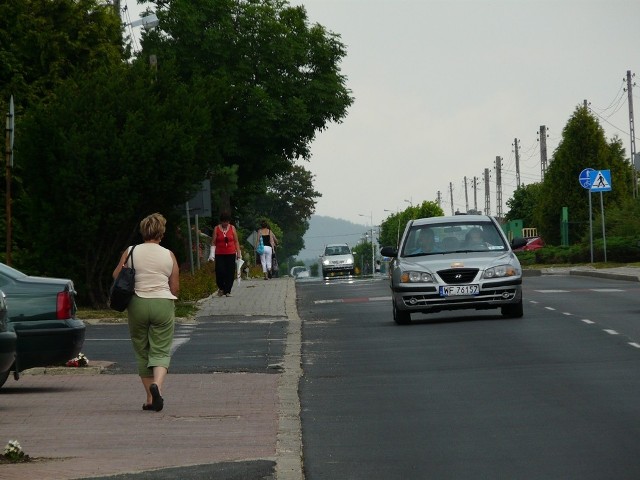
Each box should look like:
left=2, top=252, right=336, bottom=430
left=530, top=265, right=640, bottom=282
left=0, top=277, right=301, bottom=480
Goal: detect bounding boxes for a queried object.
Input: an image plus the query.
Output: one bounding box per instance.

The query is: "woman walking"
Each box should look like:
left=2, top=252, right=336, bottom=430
left=256, top=220, right=278, bottom=280
left=212, top=211, right=242, bottom=296
left=112, top=213, right=179, bottom=412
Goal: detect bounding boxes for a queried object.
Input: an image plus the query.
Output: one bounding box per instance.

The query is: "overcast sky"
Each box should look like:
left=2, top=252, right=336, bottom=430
left=124, top=0, right=640, bottom=226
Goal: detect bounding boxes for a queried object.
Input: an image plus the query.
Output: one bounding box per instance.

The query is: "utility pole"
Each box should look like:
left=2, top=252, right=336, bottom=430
left=449, top=182, right=454, bottom=216
left=473, top=176, right=479, bottom=213
left=483, top=168, right=491, bottom=215
left=463, top=176, right=469, bottom=213
left=539, top=125, right=548, bottom=180
left=5, top=96, right=14, bottom=266
left=513, top=138, right=521, bottom=189
left=495, top=156, right=503, bottom=219
left=625, top=70, right=637, bottom=197
left=436, top=190, right=442, bottom=209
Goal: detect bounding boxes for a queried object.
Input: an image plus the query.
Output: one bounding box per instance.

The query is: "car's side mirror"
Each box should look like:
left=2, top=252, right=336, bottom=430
left=380, top=246, right=398, bottom=258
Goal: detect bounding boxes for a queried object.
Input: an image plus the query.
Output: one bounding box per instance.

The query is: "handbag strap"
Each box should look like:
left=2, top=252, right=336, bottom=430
left=125, top=245, right=136, bottom=269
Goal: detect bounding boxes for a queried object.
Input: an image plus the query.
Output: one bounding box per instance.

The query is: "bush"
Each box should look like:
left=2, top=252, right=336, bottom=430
left=178, top=262, right=217, bottom=302
left=515, top=236, right=640, bottom=265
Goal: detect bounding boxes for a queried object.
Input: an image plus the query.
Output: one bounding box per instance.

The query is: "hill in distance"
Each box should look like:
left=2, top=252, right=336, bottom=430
left=297, top=215, right=369, bottom=264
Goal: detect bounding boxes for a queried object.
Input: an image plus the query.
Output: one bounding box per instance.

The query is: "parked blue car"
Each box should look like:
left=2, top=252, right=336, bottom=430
left=0, top=263, right=85, bottom=388
left=0, top=290, right=17, bottom=385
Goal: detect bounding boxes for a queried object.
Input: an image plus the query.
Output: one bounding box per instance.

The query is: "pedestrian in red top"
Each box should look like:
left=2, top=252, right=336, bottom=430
left=211, top=211, right=242, bottom=297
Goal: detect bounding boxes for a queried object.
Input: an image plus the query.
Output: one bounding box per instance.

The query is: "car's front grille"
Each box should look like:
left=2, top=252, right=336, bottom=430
left=401, top=288, right=518, bottom=308
left=437, top=268, right=478, bottom=284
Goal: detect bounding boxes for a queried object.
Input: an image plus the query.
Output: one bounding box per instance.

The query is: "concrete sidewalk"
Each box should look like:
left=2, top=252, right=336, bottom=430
left=0, top=277, right=302, bottom=480
left=527, top=265, right=640, bottom=282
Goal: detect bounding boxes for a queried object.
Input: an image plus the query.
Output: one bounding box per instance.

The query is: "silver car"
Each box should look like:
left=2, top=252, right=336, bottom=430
left=320, top=243, right=356, bottom=277
left=381, top=215, right=527, bottom=324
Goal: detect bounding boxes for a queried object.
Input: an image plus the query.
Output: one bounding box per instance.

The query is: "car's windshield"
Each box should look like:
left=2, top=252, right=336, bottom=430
left=325, top=246, right=351, bottom=256
left=401, top=221, right=506, bottom=257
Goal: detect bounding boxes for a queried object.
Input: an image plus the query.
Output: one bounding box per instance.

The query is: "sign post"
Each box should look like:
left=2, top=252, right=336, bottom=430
left=579, top=168, right=595, bottom=263
left=588, top=169, right=611, bottom=263
left=5, top=96, right=14, bottom=266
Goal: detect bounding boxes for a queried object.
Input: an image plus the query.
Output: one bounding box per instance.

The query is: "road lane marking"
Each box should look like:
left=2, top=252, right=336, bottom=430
left=562, top=312, right=572, bottom=316
left=534, top=290, right=569, bottom=293
left=581, top=319, right=595, bottom=324
left=590, top=289, right=624, bottom=292
left=629, top=343, right=640, bottom=349
left=545, top=307, right=555, bottom=311
left=603, top=329, right=619, bottom=335
left=314, top=296, right=391, bottom=305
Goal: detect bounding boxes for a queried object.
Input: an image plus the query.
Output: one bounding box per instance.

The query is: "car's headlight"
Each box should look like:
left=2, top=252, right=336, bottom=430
left=483, top=264, right=519, bottom=278
left=322, top=259, right=330, bottom=265
left=345, top=258, right=354, bottom=265
left=401, top=271, right=434, bottom=283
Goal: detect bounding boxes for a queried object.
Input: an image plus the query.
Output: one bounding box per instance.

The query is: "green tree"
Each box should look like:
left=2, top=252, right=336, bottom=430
left=0, top=0, right=125, bottom=262
left=0, top=0, right=124, bottom=112
left=505, top=183, right=543, bottom=228
left=17, top=62, right=212, bottom=306
left=141, top=0, right=353, bottom=204
left=379, top=201, right=443, bottom=248
left=534, top=105, right=632, bottom=244
left=258, top=165, right=320, bottom=259
left=352, top=241, right=373, bottom=275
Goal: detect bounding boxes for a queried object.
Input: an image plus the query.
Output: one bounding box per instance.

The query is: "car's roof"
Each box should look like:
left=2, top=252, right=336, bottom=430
left=410, top=214, right=496, bottom=226
left=325, top=243, right=349, bottom=247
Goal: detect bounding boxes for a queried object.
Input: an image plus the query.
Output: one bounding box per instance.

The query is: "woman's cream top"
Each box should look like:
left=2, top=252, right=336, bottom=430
left=127, top=243, right=177, bottom=300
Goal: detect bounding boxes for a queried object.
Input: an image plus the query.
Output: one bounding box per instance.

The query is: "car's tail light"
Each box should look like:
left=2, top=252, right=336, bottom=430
left=56, top=291, right=73, bottom=319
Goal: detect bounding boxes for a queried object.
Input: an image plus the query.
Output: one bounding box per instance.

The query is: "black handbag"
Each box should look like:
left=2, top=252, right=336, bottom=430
left=109, top=245, right=136, bottom=312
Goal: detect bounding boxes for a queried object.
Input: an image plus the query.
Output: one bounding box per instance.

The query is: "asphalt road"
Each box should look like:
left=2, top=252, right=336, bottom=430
left=296, top=274, right=640, bottom=480
left=83, top=316, right=288, bottom=375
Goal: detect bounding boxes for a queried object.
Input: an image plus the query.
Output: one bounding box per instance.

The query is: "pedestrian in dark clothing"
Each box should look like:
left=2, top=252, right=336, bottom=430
left=212, top=211, right=242, bottom=297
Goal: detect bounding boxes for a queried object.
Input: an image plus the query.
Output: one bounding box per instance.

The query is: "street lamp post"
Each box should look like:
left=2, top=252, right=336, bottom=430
left=358, top=212, right=375, bottom=275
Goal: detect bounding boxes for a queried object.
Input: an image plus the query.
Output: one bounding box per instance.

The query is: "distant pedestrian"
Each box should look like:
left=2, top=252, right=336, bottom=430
left=112, top=213, right=179, bottom=412
left=256, top=220, right=278, bottom=280
left=212, top=211, right=242, bottom=296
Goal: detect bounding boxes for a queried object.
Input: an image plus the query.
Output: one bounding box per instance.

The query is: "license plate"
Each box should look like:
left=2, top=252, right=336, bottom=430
left=439, top=284, right=479, bottom=296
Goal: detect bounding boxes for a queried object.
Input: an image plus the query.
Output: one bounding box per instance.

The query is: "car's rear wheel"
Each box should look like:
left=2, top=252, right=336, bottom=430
left=393, top=300, right=411, bottom=325
left=501, top=299, right=523, bottom=318
left=0, top=369, right=10, bottom=389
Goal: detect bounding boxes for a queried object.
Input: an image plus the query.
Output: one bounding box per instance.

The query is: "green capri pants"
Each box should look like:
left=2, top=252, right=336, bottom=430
left=127, top=295, right=175, bottom=377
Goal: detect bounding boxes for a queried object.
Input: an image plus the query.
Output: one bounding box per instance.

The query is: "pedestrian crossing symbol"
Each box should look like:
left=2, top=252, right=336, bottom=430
left=588, top=169, right=612, bottom=192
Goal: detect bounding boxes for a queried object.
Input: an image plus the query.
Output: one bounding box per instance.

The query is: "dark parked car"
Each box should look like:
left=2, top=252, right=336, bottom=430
left=0, top=291, right=17, bottom=386
left=0, top=263, right=85, bottom=388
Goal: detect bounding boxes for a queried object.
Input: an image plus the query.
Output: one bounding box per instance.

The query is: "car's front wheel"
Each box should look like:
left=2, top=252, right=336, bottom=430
left=393, top=300, right=411, bottom=325
left=501, top=299, right=524, bottom=318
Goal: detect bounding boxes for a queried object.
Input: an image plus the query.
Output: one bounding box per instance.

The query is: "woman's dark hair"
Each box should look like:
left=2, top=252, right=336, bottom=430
left=260, top=220, right=269, bottom=229
left=219, top=211, right=231, bottom=222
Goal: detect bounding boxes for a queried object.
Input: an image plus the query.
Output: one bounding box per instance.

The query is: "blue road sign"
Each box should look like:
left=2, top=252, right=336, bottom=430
left=579, top=168, right=595, bottom=189
left=589, top=169, right=612, bottom=192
